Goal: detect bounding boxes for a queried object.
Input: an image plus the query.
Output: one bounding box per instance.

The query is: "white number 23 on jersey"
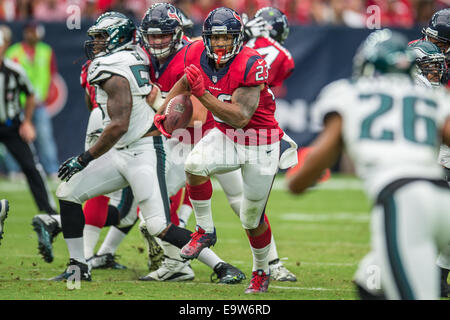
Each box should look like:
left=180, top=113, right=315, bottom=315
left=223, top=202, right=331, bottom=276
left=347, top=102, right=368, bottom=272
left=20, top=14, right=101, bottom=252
left=255, top=64, right=269, bottom=81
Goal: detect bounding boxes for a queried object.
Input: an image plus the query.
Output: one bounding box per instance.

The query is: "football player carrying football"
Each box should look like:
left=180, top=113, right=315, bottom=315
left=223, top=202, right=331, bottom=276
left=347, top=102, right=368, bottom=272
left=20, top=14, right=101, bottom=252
left=155, top=7, right=298, bottom=293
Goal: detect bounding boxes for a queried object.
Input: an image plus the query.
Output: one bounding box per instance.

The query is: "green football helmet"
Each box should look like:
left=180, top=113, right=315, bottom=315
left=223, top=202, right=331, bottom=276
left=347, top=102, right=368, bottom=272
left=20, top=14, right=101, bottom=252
left=85, top=11, right=136, bottom=60
left=408, top=40, right=447, bottom=87
left=353, top=29, right=416, bottom=77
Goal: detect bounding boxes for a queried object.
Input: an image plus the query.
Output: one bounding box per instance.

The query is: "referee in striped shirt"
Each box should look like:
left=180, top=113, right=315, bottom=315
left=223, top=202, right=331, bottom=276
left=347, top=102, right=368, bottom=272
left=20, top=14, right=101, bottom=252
left=0, top=28, right=60, bottom=239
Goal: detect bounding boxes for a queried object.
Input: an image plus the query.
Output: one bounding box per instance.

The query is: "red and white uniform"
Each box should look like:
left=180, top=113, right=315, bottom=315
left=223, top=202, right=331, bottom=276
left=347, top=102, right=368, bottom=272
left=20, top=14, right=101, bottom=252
left=184, top=40, right=283, bottom=146
left=183, top=40, right=292, bottom=229
left=245, top=36, right=294, bottom=88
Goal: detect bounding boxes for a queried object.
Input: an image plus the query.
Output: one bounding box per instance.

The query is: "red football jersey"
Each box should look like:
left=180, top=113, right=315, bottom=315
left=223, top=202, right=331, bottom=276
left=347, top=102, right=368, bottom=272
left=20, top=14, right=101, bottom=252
left=184, top=40, right=283, bottom=145
left=144, top=41, right=215, bottom=143
left=245, top=36, right=294, bottom=87
left=80, top=60, right=99, bottom=110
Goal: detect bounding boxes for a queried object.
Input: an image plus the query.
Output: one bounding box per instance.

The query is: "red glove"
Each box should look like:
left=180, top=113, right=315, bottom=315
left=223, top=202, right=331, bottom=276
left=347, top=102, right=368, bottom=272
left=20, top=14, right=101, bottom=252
left=153, top=114, right=171, bottom=138
left=185, top=64, right=205, bottom=97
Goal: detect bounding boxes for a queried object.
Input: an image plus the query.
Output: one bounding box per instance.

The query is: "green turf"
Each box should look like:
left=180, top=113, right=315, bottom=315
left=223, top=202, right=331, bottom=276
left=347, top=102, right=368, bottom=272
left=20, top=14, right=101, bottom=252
left=0, top=174, right=387, bottom=300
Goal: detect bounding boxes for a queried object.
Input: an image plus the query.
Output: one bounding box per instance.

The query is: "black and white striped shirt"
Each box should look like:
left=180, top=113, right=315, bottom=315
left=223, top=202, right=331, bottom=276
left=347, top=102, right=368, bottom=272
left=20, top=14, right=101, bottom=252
left=0, top=59, right=34, bottom=124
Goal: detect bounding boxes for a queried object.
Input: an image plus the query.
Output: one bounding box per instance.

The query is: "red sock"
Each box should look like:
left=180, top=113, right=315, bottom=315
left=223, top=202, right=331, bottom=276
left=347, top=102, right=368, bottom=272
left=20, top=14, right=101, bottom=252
left=83, top=195, right=110, bottom=228
left=186, top=180, right=212, bottom=201
left=169, top=188, right=183, bottom=226
left=248, top=223, right=272, bottom=249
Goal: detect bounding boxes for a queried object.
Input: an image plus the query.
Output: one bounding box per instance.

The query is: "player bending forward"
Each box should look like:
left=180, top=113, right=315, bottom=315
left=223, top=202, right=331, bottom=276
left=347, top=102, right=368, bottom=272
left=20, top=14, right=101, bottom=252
left=53, top=12, right=206, bottom=281
left=155, top=7, right=297, bottom=294
left=287, top=29, right=450, bottom=300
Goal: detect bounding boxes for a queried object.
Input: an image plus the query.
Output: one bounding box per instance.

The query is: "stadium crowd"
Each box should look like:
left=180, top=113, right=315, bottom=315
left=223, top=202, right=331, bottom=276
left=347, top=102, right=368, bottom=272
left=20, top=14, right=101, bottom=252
left=1, top=0, right=449, bottom=27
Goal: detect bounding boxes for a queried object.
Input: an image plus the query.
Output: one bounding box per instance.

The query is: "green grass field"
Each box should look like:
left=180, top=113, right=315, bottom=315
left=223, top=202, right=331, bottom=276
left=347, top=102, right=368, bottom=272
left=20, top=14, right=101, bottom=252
left=0, top=174, right=374, bottom=300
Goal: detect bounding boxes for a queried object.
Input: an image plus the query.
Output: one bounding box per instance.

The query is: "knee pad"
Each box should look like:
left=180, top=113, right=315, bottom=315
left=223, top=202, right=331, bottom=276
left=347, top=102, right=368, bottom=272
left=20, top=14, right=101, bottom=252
left=240, top=198, right=266, bottom=230
left=56, top=174, right=85, bottom=204
left=184, top=150, right=209, bottom=177
left=138, top=198, right=168, bottom=236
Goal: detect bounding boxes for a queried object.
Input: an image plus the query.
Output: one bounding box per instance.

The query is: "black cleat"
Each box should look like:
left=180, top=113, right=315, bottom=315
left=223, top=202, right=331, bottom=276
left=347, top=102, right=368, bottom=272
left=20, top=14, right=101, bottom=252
left=51, top=259, right=91, bottom=281
left=211, top=262, right=246, bottom=284
left=31, top=214, right=61, bottom=263
left=87, top=253, right=127, bottom=270
left=0, top=199, right=9, bottom=245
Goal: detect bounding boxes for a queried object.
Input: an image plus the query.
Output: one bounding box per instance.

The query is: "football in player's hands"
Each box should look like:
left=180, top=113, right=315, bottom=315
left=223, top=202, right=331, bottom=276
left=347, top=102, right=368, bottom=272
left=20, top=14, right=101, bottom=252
left=163, top=94, right=193, bottom=134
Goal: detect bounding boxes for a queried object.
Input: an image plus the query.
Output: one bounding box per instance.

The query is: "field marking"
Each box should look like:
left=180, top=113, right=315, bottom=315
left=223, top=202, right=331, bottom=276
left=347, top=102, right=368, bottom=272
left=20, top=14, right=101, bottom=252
left=281, top=212, right=369, bottom=222
left=2, top=277, right=354, bottom=293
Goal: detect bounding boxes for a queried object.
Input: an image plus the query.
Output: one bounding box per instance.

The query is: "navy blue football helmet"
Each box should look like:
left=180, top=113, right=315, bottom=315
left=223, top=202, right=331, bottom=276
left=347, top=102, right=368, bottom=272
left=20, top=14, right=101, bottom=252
left=140, top=3, right=184, bottom=59
left=202, top=7, right=244, bottom=65
left=422, top=8, right=450, bottom=57
left=254, top=7, right=289, bottom=44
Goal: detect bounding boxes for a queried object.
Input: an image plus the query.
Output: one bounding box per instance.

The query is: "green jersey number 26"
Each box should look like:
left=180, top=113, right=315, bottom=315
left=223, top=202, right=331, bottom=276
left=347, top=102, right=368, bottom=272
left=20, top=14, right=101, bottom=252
left=359, top=93, right=438, bottom=146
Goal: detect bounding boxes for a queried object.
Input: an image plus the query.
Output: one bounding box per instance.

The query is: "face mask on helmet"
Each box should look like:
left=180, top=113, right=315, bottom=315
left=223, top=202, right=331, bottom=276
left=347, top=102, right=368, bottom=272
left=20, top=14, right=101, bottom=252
left=409, top=40, right=448, bottom=87
left=84, top=12, right=136, bottom=60
left=203, top=8, right=244, bottom=65
left=416, top=59, right=447, bottom=86
left=140, top=3, right=184, bottom=60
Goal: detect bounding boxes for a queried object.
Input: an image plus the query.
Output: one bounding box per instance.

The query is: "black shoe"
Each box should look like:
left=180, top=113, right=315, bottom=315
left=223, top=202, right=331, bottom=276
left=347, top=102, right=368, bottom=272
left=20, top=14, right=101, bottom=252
left=211, top=262, right=246, bottom=284
left=440, top=267, right=449, bottom=298
left=31, top=214, right=61, bottom=263
left=0, top=199, right=9, bottom=246
left=87, top=253, right=127, bottom=270
left=51, top=259, right=91, bottom=281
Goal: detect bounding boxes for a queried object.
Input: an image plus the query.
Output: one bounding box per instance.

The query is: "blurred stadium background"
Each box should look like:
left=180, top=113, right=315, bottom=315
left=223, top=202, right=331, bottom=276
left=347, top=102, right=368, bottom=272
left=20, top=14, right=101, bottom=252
left=0, top=0, right=448, bottom=174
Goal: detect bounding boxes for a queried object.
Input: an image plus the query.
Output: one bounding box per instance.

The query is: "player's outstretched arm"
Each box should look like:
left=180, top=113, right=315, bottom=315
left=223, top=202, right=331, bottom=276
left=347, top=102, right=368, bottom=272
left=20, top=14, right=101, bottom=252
left=287, top=114, right=343, bottom=194
left=88, top=75, right=132, bottom=158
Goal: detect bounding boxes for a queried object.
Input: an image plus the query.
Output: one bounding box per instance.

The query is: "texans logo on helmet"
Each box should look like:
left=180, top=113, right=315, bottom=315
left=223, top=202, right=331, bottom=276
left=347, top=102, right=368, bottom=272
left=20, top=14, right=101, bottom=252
left=233, top=12, right=242, bottom=22
left=168, top=10, right=182, bottom=24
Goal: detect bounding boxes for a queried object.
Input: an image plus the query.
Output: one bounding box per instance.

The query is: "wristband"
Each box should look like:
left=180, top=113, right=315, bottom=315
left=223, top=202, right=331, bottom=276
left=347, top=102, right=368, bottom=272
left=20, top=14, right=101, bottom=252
left=78, top=150, right=94, bottom=166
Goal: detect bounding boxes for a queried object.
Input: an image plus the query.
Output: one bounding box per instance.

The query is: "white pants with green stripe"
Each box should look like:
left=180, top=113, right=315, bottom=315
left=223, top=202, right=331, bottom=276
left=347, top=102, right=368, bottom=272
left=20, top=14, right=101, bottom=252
left=56, top=136, right=171, bottom=237
left=355, top=180, right=450, bottom=300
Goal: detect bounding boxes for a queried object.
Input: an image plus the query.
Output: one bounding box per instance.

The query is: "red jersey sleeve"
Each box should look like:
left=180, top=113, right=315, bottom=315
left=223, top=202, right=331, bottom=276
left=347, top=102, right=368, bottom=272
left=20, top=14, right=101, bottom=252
left=80, top=60, right=91, bottom=89
left=270, top=54, right=294, bottom=87
left=234, top=52, right=269, bottom=88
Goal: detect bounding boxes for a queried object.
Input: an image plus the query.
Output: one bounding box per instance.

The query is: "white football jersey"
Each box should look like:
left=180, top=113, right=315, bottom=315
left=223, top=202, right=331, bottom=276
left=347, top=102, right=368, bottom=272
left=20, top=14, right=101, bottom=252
left=88, top=46, right=154, bottom=149
left=412, top=72, right=450, bottom=169
left=313, top=74, right=450, bottom=199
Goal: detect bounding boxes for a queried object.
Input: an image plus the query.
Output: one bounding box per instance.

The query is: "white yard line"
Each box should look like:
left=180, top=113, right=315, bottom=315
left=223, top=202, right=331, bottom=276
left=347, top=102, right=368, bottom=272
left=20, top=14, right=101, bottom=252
left=5, top=277, right=354, bottom=292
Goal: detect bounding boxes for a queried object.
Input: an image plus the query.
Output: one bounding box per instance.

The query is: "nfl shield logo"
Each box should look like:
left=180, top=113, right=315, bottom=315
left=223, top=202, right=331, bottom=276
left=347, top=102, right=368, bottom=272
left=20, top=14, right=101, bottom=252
left=212, top=76, right=217, bottom=83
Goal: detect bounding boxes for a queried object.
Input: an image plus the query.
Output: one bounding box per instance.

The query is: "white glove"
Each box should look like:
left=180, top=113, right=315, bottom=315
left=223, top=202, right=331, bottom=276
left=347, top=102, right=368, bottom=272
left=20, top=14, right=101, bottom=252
left=244, top=16, right=270, bottom=39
